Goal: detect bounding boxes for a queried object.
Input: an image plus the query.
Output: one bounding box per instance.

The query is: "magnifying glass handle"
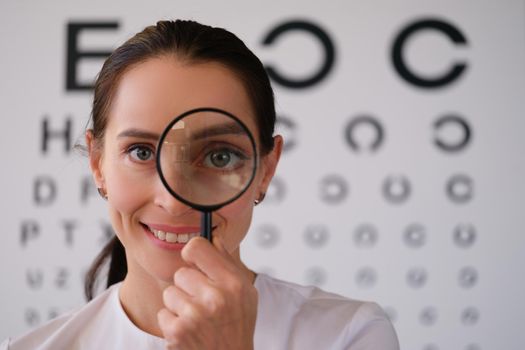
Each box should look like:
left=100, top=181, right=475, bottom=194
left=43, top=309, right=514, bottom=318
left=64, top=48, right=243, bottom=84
left=201, top=211, right=212, bottom=241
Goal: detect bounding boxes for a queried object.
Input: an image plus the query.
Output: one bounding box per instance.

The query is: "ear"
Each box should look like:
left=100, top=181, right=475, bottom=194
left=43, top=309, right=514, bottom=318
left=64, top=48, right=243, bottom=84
left=256, top=135, right=283, bottom=196
left=86, top=130, right=105, bottom=189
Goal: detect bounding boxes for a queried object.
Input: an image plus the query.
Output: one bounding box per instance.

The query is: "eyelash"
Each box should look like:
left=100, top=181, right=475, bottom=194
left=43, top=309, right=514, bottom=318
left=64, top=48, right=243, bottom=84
left=125, top=144, right=156, bottom=163
left=123, top=142, right=249, bottom=171
left=200, top=147, right=247, bottom=171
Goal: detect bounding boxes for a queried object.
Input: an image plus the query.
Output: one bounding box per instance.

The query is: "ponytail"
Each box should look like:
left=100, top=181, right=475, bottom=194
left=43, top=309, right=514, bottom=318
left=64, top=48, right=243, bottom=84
left=84, top=236, right=127, bottom=301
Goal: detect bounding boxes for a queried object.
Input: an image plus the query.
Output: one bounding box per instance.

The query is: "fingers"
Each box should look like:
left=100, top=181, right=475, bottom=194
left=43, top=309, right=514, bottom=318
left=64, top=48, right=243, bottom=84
left=162, top=285, right=191, bottom=316
left=157, top=308, right=199, bottom=349
left=173, top=266, right=209, bottom=297
left=160, top=234, right=258, bottom=349
left=181, top=236, right=238, bottom=281
left=168, top=267, right=230, bottom=317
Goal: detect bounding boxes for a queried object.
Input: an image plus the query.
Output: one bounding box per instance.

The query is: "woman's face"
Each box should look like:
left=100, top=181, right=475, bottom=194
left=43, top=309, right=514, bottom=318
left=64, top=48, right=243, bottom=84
left=88, top=57, right=281, bottom=283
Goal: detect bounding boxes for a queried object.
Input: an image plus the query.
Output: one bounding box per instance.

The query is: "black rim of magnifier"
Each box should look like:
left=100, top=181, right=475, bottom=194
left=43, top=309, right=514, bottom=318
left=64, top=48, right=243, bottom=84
left=156, top=107, right=258, bottom=212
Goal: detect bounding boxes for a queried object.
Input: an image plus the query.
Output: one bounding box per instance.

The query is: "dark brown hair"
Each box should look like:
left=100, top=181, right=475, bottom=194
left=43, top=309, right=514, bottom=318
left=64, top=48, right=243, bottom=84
left=85, top=19, right=276, bottom=300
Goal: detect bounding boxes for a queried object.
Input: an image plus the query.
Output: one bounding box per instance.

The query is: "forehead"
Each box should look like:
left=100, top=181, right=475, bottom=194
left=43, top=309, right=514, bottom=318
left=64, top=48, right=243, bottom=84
left=108, top=57, right=257, bottom=136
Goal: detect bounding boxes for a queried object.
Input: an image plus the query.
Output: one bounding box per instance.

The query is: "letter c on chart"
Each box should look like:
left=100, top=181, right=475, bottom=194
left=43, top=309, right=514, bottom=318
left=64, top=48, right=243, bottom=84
left=391, top=18, right=468, bottom=88
left=434, top=115, right=472, bottom=152
left=345, top=116, right=384, bottom=152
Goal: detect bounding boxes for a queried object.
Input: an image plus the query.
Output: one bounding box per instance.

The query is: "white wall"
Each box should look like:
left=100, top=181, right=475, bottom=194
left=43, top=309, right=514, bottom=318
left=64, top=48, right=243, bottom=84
left=1, top=1, right=524, bottom=349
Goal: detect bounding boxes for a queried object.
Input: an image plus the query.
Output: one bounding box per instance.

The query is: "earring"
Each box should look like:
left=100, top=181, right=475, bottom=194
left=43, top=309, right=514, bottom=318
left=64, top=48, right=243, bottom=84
left=97, top=187, right=108, bottom=200
left=254, top=192, right=266, bottom=206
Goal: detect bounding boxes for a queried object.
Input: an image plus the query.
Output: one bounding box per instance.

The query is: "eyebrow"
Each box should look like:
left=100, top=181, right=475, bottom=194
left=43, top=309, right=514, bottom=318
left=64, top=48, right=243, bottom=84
left=117, top=129, right=160, bottom=140
left=190, top=122, right=246, bottom=140
left=116, top=122, right=248, bottom=142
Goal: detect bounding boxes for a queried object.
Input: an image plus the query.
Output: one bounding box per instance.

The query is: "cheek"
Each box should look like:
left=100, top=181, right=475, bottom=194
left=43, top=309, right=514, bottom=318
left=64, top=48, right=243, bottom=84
left=215, top=189, right=256, bottom=250
left=104, top=160, right=153, bottom=221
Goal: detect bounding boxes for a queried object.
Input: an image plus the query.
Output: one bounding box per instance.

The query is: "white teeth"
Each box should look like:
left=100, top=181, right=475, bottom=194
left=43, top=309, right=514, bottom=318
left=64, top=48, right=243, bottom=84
left=177, top=233, right=189, bottom=243
left=165, top=232, right=177, bottom=243
left=148, top=226, right=201, bottom=244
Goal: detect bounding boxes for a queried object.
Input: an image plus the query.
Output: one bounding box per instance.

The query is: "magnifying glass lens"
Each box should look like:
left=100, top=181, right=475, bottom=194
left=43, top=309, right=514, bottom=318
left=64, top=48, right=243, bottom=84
left=158, top=109, right=257, bottom=209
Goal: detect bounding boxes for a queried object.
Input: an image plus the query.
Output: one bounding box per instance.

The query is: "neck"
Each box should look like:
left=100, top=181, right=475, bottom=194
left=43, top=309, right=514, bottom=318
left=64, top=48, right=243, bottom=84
left=119, top=268, right=169, bottom=337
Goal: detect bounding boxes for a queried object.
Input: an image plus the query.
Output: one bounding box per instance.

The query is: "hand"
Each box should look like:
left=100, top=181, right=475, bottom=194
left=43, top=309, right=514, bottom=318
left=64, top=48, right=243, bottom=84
left=157, top=235, right=258, bottom=350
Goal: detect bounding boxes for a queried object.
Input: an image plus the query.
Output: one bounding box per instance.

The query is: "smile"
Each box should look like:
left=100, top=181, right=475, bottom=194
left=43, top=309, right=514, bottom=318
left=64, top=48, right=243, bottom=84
left=141, top=223, right=218, bottom=248
left=149, top=227, right=200, bottom=243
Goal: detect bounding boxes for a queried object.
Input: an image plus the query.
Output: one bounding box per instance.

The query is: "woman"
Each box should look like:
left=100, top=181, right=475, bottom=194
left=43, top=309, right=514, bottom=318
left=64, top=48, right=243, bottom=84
left=2, top=20, right=399, bottom=349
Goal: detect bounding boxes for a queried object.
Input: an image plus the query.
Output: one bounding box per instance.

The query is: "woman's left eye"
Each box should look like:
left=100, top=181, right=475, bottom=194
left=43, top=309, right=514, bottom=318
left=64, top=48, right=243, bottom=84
left=127, top=145, right=155, bottom=162
left=202, top=148, right=244, bottom=170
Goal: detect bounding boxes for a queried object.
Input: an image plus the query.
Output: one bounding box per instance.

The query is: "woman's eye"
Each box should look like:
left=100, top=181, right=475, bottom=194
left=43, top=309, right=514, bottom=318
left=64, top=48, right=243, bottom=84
left=202, top=148, right=244, bottom=170
left=128, top=145, right=154, bottom=162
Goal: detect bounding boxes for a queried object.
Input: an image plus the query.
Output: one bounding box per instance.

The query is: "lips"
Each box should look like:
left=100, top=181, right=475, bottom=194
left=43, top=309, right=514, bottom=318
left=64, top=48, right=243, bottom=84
left=150, top=227, right=200, bottom=243
left=141, top=223, right=199, bottom=243
left=141, top=222, right=220, bottom=247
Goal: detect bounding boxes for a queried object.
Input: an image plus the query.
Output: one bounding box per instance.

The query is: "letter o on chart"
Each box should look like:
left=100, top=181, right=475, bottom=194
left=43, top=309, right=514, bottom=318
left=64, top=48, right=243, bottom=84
left=383, top=175, right=411, bottom=204
left=254, top=224, right=280, bottom=249
left=353, top=224, right=379, bottom=248
left=262, top=20, right=336, bottom=89
left=304, top=225, right=329, bottom=248
left=304, top=266, right=327, bottom=286
left=319, top=174, right=348, bottom=204
left=461, top=307, right=480, bottom=326
left=446, top=174, right=474, bottom=204
left=458, top=266, right=478, bottom=289
left=404, top=224, right=426, bottom=248
left=406, top=267, right=427, bottom=288
left=355, top=267, right=377, bottom=288
left=420, top=306, right=438, bottom=326
left=265, top=176, right=286, bottom=203
left=453, top=223, right=476, bottom=248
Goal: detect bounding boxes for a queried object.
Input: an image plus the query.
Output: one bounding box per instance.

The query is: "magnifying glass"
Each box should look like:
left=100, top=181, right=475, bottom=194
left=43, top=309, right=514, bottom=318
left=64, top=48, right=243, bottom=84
left=156, top=107, right=258, bottom=241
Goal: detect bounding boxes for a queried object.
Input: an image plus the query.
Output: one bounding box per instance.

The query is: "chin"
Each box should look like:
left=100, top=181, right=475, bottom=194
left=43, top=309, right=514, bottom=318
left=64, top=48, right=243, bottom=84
left=134, top=252, right=186, bottom=285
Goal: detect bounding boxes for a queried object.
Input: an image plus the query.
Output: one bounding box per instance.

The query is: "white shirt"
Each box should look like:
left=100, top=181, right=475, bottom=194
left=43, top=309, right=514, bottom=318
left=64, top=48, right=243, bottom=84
left=2, top=273, right=399, bottom=349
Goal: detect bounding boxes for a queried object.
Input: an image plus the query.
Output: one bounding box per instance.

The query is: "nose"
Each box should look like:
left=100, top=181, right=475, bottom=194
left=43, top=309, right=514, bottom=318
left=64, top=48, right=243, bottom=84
left=153, top=179, right=193, bottom=217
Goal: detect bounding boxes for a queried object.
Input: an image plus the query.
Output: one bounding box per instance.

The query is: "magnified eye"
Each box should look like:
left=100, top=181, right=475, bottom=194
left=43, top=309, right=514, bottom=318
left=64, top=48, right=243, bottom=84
left=128, top=145, right=155, bottom=162
left=203, top=148, right=246, bottom=170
